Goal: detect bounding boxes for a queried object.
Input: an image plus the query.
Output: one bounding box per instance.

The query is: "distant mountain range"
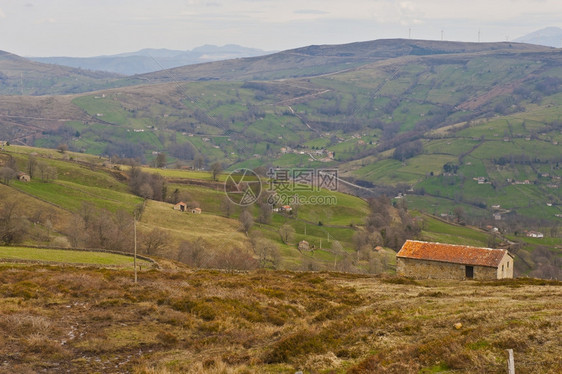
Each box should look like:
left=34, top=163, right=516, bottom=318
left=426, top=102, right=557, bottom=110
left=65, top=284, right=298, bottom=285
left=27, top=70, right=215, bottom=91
left=1, top=39, right=553, bottom=96
left=29, top=45, right=274, bottom=75
left=22, top=28, right=562, bottom=77
left=515, top=26, right=562, bottom=48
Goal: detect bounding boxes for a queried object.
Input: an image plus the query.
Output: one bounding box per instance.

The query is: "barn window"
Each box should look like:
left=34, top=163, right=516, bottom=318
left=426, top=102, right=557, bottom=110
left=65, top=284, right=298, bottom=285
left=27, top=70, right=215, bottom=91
left=507, top=262, right=509, bottom=268
left=502, top=265, right=504, bottom=272
left=465, top=266, right=474, bottom=279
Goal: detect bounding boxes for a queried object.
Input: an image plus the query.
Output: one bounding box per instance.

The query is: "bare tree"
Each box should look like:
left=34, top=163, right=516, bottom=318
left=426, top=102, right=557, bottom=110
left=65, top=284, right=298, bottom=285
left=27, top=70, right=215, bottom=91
left=252, top=236, right=281, bottom=269
left=194, top=155, right=204, bottom=170
left=0, top=167, right=16, bottom=185
left=37, top=162, right=58, bottom=182
left=57, top=143, right=68, bottom=154
left=142, top=228, right=170, bottom=255
left=138, top=183, right=154, bottom=199
left=155, top=153, right=167, bottom=168
left=239, top=210, right=254, bottom=234
left=27, top=155, right=37, bottom=178
left=177, top=237, right=208, bottom=267
left=368, top=254, right=384, bottom=274
left=220, top=196, right=234, bottom=218
left=331, top=240, right=345, bottom=270
left=279, top=223, right=295, bottom=244
left=212, top=247, right=257, bottom=272
left=80, top=201, right=96, bottom=227
left=453, top=206, right=465, bottom=224
left=210, top=162, right=222, bottom=181
left=258, top=203, right=272, bottom=224
left=0, top=201, right=29, bottom=245
left=65, top=214, right=86, bottom=248
left=6, top=155, right=17, bottom=170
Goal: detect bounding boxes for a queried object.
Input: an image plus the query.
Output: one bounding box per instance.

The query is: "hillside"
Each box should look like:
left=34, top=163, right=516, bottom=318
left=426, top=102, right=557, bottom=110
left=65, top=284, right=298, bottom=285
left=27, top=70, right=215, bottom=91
left=0, top=146, right=560, bottom=372
left=0, top=50, right=123, bottom=95
left=0, top=144, right=558, bottom=279
left=515, top=27, right=562, bottom=48
left=0, top=264, right=560, bottom=373
left=131, top=39, right=551, bottom=83
left=0, top=38, right=561, bottom=240
left=0, top=145, right=372, bottom=273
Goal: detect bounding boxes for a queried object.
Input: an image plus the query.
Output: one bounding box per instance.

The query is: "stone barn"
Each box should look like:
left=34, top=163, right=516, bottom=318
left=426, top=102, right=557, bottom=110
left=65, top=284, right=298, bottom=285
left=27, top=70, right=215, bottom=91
left=396, top=240, right=513, bottom=280
left=173, top=202, right=187, bottom=212
left=16, top=172, right=31, bottom=182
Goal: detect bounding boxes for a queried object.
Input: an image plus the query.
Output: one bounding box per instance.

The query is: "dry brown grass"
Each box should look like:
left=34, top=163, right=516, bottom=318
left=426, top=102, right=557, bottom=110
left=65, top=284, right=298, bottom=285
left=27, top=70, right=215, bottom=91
left=0, top=264, right=560, bottom=373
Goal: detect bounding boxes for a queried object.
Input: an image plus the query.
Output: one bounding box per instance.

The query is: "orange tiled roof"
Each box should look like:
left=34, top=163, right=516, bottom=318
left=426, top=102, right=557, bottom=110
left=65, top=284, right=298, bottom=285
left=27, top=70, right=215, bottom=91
left=397, top=240, right=510, bottom=268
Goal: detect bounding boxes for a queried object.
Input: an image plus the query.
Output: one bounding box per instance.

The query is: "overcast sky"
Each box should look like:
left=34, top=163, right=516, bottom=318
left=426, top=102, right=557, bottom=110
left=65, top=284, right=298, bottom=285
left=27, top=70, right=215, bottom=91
left=0, top=0, right=561, bottom=57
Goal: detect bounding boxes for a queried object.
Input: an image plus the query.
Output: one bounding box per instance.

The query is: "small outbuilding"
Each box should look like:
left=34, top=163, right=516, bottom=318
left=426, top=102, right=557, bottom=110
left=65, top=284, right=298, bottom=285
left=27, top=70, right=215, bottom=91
left=298, top=240, right=311, bottom=252
left=526, top=231, right=544, bottom=238
left=396, top=240, right=513, bottom=280
left=16, top=172, right=31, bottom=182
left=173, top=202, right=187, bottom=212
left=191, top=207, right=202, bottom=214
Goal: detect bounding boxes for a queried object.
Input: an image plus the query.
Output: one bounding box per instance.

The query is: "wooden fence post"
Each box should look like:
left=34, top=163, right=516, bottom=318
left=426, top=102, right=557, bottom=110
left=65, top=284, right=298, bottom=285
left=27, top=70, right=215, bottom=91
left=507, top=349, right=515, bottom=374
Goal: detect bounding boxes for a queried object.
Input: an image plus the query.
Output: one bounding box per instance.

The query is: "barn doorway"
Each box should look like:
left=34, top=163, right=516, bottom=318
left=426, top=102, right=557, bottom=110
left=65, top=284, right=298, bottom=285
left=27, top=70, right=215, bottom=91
left=465, top=266, right=474, bottom=279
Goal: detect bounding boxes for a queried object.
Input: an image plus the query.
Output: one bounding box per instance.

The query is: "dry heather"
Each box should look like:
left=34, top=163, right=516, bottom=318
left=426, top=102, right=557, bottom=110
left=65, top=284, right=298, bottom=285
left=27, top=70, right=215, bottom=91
left=0, top=264, right=560, bottom=373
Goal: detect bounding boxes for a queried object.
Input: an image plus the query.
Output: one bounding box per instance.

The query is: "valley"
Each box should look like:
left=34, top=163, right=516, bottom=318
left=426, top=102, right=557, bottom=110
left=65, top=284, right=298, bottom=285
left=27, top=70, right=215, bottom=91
left=0, top=36, right=561, bottom=373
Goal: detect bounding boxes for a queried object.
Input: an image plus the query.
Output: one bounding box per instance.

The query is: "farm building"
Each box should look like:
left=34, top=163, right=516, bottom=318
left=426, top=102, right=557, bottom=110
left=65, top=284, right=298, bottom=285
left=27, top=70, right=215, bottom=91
left=173, top=202, right=187, bottom=212
left=396, top=240, right=513, bottom=280
left=298, top=240, right=311, bottom=252
left=16, top=172, right=31, bottom=182
left=191, top=207, right=202, bottom=214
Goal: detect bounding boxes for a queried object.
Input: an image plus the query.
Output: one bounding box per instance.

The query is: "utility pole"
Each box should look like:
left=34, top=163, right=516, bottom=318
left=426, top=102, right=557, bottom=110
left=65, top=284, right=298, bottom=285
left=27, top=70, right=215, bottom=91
left=133, top=218, right=138, bottom=284
left=132, top=202, right=144, bottom=284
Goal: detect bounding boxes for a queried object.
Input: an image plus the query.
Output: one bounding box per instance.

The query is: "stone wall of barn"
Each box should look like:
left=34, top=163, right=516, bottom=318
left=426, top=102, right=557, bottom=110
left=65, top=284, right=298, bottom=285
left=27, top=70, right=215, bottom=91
left=396, top=258, right=500, bottom=280
left=496, top=254, right=514, bottom=279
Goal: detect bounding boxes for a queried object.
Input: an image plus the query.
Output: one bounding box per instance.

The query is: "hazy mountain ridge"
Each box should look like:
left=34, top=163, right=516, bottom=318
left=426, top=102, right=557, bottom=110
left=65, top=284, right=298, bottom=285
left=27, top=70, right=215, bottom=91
left=135, top=38, right=551, bottom=83
left=29, top=44, right=274, bottom=75
left=515, top=26, right=562, bottom=48
left=0, top=50, right=123, bottom=95
left=0, top=39, right=553, bottom=95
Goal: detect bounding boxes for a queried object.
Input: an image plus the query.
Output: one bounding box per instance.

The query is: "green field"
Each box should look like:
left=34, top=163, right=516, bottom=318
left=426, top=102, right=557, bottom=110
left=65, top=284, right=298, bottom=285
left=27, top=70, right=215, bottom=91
left=0, top=246, right=151, bottom=267
left=417, top=214, right=490, bottom=246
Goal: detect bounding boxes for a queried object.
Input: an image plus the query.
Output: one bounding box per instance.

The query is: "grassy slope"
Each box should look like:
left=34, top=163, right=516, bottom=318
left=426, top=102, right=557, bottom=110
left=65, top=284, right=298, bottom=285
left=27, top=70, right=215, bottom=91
left=1, top=146, right=369, bottom=270
left=418, top=213, right=490, bottom=246
left=343, top=100, right=562, bottom=226
left=2, top=45, right=559, bottom=233
left=0, top=51, right=122, bottom=95
left=139, top=199, right=250, bottom=253
left=2, top=145, right=555, bottom=276
left=0, top=247, right=151, bottom=267
left=0, top=265, right=559, bottom=373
